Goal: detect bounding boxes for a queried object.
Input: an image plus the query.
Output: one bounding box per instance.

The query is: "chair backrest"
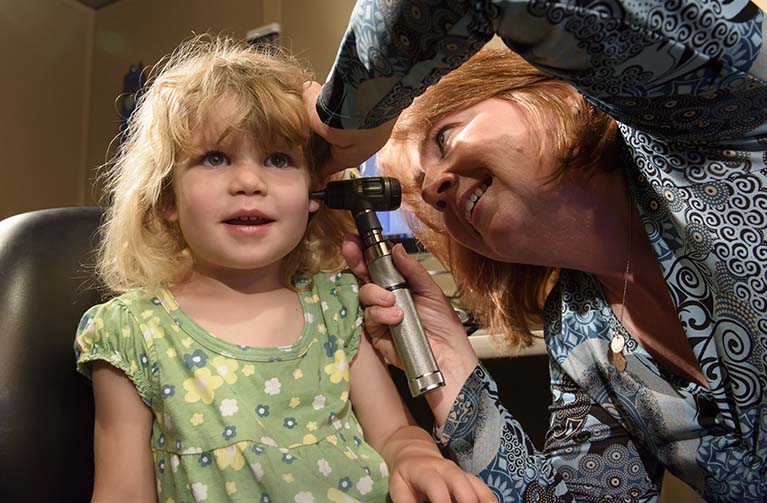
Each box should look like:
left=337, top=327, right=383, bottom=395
left=0, top=207, right=104, bottom=502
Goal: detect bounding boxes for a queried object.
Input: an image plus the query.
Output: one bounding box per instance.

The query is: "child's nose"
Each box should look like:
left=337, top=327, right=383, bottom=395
left=230, top=162, right=268, bottom=195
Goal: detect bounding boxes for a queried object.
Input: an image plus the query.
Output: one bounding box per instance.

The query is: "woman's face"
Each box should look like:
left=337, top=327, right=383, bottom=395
left=408, top=97, right=578, bottom=265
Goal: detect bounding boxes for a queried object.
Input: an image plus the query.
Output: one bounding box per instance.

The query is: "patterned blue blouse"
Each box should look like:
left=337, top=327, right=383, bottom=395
left=318, top=1, right=767, bottom=502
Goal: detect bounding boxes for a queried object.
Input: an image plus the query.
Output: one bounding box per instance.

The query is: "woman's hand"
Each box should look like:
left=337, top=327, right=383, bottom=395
left=342, top=235, right=480, bottom=424
left=303, top=81, right=397, bottom=179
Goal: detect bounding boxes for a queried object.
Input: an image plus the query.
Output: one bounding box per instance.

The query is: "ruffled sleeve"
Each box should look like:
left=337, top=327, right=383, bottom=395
left=74, top=297, right=157, bottom=405
left=315, top=271, right=364, bottom=359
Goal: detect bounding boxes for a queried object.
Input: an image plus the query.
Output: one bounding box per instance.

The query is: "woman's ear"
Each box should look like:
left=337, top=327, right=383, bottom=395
left=309, top=199, right=320, bottom=213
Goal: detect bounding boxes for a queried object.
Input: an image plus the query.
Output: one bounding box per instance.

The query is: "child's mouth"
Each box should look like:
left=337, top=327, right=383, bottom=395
left=224, top=216, right=273, bottom=225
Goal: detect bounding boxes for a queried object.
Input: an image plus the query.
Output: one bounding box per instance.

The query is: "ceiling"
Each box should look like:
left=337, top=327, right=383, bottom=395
left=76, top=0, right=121, bottom=9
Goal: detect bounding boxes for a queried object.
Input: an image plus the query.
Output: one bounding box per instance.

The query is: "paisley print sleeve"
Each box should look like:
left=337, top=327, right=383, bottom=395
left=435, top=363, right=663, bottom=502
left=317, top=0, right=496, bottom=129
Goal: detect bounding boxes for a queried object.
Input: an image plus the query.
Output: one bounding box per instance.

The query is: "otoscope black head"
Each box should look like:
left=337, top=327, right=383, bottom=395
left=309, top=177, right=401, bottom=213
left=309, top=176, right=402, bottom=238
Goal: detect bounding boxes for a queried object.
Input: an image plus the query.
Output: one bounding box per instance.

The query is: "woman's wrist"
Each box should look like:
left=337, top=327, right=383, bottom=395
left=426, top=350, right=479, bottom=426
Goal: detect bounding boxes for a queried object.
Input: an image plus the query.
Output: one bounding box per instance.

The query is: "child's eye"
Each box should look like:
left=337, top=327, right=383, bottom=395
left=265, top=153, right=292, bottom=168
left=202, top=151, right=229, bottom=167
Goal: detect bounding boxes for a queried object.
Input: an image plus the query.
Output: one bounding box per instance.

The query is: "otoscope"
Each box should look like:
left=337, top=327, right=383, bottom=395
left=310, top=177, right=445, bottom=397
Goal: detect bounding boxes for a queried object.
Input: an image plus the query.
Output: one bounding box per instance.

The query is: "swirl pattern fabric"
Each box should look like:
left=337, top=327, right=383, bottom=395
left=320, top=1, right=767, bottom=501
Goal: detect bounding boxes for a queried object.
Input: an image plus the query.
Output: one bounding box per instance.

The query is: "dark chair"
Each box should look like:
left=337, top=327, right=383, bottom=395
left=0, top=207, right=104, bottom=502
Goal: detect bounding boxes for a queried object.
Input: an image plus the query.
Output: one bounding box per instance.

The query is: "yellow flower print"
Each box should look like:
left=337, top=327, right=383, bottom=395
left=143, top=315, right=166, bottom=340
left=339, top=391, right=349, bottom=402
left=242, top=364, right=255, bottom=377
left=211, top=356, right=238, bottom=384
left=214, top=441, right=248, bottom=471
left=303, top=434, right=317, bottom=445
left=190, top=413, right=204, bottom=426
left=293, top=368, right=303, bottom=379
left=183, top=368, right=223, bottom=404
left=327, top=488, right=360, bottom=503
left=166, top=348, right=177, bottom=358
left=181, top=337, right=193, bottom=348
left=324, top=349, right=350, bottom=383
left=326, top=435, right=338, bottom=446
left=289, top=397, right=301, bottom=408
left=76, top=317, right=104, bottom=353
left=307, top=421, right=318, bottom=431
left=121, top=327, right=130, bottom=338
left=225, top=481, right=237, bottom=495
left=304, top=293, right=320, bottom=304
left=158, top=289, right=179, bottom=311
left=282, top=473, right=295, bottom=483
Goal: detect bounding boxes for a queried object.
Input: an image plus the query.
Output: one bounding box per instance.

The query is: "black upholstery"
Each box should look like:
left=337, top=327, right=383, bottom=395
left=0, top=207, right=104, bottom=502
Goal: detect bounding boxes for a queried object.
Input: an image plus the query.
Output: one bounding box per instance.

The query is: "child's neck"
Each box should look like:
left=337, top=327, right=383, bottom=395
left=169, top=265, right=305, bottom=348
left=182, top=262, right=286, bottom=295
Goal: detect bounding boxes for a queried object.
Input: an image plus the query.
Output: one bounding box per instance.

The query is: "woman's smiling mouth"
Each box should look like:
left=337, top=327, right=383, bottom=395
left=464, top=178, right=492, bottom=223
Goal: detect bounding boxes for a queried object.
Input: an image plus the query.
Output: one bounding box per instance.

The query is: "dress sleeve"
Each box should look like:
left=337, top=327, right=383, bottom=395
left=318, top=271, right=365, bottom=359
left=435, top=363, right=662, bottom=502
left=74, top=298, right=157, bottom=405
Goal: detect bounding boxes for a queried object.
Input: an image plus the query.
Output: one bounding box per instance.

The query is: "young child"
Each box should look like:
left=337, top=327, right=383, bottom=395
left=74, top=36, right=495, bottom=503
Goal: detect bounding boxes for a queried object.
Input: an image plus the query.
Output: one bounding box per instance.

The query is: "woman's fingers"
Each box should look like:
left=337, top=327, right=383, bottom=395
left=390, top=243, right=444, bottom=298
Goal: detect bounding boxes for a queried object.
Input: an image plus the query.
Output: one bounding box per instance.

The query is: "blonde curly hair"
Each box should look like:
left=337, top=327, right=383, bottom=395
left=97, top=35, right=354, bottom=293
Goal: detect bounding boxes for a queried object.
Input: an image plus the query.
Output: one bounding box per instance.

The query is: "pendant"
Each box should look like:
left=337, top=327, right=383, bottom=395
left=609, top=333, right=627, bottom=372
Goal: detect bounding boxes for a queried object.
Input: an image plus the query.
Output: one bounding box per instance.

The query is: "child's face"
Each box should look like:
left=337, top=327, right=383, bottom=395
left=165, top=118, right=319, bottom=281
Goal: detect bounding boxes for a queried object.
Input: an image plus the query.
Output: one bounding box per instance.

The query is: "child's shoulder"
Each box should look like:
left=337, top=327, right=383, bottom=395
left=80, top=287, right=164, bottom=326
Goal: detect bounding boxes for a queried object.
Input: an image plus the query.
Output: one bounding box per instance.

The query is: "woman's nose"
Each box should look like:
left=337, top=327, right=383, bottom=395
left=230, top=162, right=267, bottom=195
left=421, top=171, right=456, bottom=212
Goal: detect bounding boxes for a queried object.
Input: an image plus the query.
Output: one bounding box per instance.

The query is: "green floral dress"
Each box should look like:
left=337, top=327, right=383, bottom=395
left=75, top=271, right=390, bottom=503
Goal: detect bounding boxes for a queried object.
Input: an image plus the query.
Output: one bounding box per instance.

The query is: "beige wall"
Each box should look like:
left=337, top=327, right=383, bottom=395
left=280, top=0, right=355, bottom=81
left=0, top=0, right=93, bottom=219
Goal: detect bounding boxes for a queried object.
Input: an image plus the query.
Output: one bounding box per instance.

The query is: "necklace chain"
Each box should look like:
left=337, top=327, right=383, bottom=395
left=618, top=215, right=632, bottom=325
left=610, top=189, right=633, bottom=372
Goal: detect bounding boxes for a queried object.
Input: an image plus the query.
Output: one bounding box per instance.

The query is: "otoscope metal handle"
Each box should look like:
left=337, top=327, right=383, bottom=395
left=366, top=252, right=445, bottom=397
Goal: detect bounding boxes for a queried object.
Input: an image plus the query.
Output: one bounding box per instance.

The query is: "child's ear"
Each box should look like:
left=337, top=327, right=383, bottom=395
left=163, top=200, right=179, bottom=222
left=309, top=199, right=320, bottom=213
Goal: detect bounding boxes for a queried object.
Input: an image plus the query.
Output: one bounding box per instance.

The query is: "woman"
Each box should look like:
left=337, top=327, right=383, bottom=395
left=305, top=1, right=767, bottom=502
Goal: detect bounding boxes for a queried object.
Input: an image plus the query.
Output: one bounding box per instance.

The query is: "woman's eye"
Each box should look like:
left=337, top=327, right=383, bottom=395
left=266, top=153, right=291, bottom=168
left=202, top=151, right=228, bottom=167
left=435, top=127, right=451, bottom=154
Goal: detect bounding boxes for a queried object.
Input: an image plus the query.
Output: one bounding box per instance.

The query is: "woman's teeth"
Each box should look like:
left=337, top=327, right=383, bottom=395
left=464, top=181, right=490, bottom=222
